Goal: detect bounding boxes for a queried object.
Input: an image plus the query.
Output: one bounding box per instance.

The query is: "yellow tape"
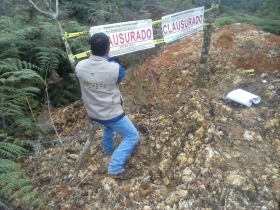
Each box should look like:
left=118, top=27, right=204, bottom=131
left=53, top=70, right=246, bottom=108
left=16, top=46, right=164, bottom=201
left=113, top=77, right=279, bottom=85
left=212, top=24, right=218, bottom=29
left=204, top=23, right=218, bottom=29
left=153, top=39, right=165, bottom=44
left=72, top=50, right=91, bottom=60
left=152, top=20, right=162, bottom=25
left=68, top=54, right=75, bottom=61
left=243, top=69, right=254, bottom=75
left=71, top=39, right=167, bottom=60
left=62, top=31, right=90, bottom=40
left=204, top=4, right=219, bottom=13
left=244, top=69, right=254, bottom=73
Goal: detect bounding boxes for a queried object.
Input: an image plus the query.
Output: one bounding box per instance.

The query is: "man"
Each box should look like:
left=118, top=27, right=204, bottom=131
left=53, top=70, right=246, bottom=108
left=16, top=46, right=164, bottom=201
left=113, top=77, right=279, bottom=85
left=75, top=32, right=139, bottom=180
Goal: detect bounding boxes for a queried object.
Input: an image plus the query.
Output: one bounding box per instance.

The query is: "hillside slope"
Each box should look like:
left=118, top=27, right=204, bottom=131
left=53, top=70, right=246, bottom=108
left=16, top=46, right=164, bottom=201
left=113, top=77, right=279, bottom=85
left=25, top=23, right=280, bottom=210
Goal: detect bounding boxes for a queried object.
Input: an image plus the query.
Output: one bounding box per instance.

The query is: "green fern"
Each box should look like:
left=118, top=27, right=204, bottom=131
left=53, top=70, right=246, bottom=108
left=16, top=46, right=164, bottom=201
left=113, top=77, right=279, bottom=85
left=0, top=133, right=48, bottom=209
left=33, top=47, right=80, bottom=107
left=0, top=142, right=28, bottom=160
left=34, top=47, right=65, bottom=73
left=0, top=159, right=21, bottom=173
left=0, top=58, right=45, bottom=136
left=0, top=171, right=25, bottom=183
left=22, top=190, right=38, bottom=203
left=8, top=184, right=34, bottom=201
left=0, top=132, right=28, bottom=159
left=0, top=48, right=20, bottom=60
left=48, top=76, right=80, bottom=106
left=1, top=179, right=31, bottom=197
left=0, top=103, right=24, bottom=117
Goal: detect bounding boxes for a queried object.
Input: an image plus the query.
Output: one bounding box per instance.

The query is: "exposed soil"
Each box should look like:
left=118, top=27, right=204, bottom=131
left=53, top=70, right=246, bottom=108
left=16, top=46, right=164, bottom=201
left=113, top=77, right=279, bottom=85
left=23, top=23, right=280, bottom=210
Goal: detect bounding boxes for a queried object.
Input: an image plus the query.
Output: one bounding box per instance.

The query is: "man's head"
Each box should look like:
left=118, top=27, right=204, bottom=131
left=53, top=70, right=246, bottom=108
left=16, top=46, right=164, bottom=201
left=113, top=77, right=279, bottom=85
left=90, top=32, right=110, bottom=56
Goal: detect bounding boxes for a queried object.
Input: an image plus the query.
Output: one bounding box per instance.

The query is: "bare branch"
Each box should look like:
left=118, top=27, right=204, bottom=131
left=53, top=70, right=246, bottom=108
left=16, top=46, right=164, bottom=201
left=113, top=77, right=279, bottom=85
left=0, top=199, right=10, bottom=210
left=55, top=0, right=58, bottom=18
left=26, top=0, right=57, bottom=19
left=224, top=188, right=229, bottom=210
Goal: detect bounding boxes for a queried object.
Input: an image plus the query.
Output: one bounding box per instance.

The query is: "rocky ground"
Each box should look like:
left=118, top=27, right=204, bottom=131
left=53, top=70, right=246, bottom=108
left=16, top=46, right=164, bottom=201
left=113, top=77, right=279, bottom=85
left=23, top=23, right=280, bottom=210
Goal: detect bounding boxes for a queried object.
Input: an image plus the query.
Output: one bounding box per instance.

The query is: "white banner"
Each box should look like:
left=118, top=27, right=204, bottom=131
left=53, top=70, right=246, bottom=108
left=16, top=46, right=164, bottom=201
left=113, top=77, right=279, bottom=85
left=161, top=7, right=204, bottom=43
left=90, top=19, right=155, bottom=57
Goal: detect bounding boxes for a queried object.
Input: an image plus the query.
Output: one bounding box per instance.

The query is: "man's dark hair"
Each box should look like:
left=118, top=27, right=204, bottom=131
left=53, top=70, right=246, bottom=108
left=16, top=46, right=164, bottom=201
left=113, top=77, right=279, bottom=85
left=90, top=32, right=110, bottom=56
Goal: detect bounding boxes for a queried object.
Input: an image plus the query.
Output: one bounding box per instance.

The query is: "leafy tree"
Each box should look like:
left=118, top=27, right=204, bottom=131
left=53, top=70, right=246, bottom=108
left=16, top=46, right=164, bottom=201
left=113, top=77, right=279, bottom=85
left=220, top=0, right=266, bottom=12
left=258, top=0, right=280, bottom=15
left=192, top=0, right=212, bottom=9
left=246, top=0, right=266, bottom=12
left=215, top=0, right=280, bottom=35
left=258, top=0, right=280, bottom=34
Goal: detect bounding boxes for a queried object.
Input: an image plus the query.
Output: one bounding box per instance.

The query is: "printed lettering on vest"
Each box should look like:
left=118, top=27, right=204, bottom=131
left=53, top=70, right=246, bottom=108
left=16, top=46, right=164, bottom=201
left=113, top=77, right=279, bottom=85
left=83, top=81, right=106, bottom=89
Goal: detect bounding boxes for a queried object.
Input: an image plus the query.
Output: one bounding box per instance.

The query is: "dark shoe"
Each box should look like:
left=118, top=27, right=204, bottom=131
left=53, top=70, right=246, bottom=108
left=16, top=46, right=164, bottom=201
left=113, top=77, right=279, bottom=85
left=110, top=169, right=133, bottom=180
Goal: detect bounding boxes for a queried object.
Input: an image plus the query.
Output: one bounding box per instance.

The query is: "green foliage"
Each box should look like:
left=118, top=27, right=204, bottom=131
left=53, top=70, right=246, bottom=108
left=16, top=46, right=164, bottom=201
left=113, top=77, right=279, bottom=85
left=220, top=0, right=266, bottom=12
left=60, top=0, right=96, bottom=23
left=217, top=0, right=280, bottom=35
left=0, top=142, right=27, bottom=160
left=0, top=159, right=21, bottom=173
left=34, top=47, right=80, bottom=107
left=0, top=16, right=40, bottom=61
left=262, top=24, right=280, bottom=35
left=214, top=15, right=236, bottom=27
left=0, top=58, right=45, bottom=137
left=256, top=0, right=280, bottom=34
left=0, top=10, right=82, bottom=110
left=0, top=164, right=47, bottom=208
left=0, top=13, right=63, bottom=63
left=48, top=73, right=80, bottom=107
left=0, top=132, right=47, bottom=209
left=35, top=47, right=63, bottom=75
left=215, top=12, right=280, bottom=35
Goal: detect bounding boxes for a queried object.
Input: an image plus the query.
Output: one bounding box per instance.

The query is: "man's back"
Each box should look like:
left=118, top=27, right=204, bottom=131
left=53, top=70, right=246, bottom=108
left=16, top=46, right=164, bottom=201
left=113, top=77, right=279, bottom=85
left=75, top=55, right=124, bottom=121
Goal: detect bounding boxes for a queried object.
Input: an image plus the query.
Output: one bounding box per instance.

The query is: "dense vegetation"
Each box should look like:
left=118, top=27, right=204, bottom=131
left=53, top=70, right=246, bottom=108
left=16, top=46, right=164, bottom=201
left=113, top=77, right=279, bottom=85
left=0, top=0, right=279, bottom=208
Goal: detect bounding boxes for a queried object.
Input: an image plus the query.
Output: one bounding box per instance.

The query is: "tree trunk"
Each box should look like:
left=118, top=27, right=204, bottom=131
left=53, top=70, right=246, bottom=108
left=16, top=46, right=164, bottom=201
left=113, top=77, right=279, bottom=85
left=196, top=1, right=220, bottom=87
left=72, top=119, right=98, bottom=180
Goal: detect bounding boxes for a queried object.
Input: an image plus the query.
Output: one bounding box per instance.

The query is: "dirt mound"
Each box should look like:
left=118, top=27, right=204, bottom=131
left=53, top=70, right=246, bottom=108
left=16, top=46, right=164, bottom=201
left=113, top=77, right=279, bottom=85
left=27, top=23, right=280, bottom=210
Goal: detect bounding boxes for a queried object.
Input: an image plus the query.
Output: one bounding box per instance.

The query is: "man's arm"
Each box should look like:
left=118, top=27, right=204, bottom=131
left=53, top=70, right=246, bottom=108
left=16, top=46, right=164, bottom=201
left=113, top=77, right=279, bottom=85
left=106, top=56, right=126, bottom=84
left=117, top=66, right=126, bottom=84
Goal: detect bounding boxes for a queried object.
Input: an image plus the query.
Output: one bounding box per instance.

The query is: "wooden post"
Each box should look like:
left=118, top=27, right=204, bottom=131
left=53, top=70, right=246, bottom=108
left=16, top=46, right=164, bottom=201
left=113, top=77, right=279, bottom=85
left=196, top=1, right=220, bottom=87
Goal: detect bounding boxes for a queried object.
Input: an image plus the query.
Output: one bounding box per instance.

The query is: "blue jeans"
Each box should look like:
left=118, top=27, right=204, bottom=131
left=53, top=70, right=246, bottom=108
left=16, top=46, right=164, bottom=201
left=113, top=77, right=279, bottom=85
left=101, top=116, right=139, bottom=175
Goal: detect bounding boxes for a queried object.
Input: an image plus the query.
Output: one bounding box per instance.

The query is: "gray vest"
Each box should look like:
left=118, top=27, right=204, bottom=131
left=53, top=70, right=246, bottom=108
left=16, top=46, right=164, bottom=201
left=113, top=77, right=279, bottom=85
left=75, top=55, right=124, bottom=120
